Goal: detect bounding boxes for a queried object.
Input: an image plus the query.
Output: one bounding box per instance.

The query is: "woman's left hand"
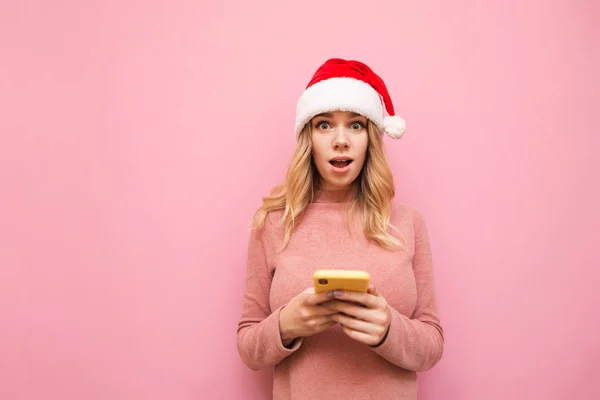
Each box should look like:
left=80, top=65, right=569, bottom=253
left=325, top=285, right=391, bottom=346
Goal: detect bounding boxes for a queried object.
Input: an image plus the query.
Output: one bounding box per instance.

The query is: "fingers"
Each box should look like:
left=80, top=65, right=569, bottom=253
left=311, top=304, right=339, bottom=316
left=318, top=320, right=338, bottom=332
left=304, top=289, right=336, bottom=306
left=325, top=300, right=372, bottom=321
left=328, top=289, right=381, bottom=309
left=308, top=315, right=337, bottom=332
left=331, top=313, right=379, bottom=335
left=303, top=286, right=384, bottom=308
left=318, top=315, right=337, bottom=327
left=340, top=325, right=380, bottom=346
left=368, top=285, right=379, bottom=296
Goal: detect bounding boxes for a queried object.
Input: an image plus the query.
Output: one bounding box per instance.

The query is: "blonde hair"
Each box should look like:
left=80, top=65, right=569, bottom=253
left=251, top=120, right=401, bottom=251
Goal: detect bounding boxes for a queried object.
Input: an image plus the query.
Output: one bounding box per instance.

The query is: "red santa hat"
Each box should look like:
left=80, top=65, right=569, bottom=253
left=295, top=58, right=406, bottom=139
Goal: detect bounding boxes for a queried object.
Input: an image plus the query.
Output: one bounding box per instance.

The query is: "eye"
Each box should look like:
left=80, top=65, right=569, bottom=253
left=316, top=121, right=331, bottom=130
left=351, top=122, right=365, bottom=130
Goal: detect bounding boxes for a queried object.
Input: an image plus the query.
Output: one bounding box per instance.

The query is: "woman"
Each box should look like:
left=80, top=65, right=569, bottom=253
left=237, top=58, right=444, bottom=399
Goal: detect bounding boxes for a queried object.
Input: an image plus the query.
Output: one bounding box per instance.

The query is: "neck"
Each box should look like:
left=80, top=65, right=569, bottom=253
left=313, top=185, right=357, bottom=203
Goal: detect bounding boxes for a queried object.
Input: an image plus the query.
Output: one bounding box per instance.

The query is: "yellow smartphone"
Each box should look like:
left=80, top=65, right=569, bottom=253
left=313, top=269, right=370, bottom=294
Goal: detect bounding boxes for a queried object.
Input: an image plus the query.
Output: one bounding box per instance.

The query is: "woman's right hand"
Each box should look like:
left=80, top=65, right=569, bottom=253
left=278, top=287, right=338, bottom=346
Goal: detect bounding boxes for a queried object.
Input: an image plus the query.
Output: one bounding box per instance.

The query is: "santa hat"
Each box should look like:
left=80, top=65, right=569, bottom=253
left=295, top=58, right=406, bottom=139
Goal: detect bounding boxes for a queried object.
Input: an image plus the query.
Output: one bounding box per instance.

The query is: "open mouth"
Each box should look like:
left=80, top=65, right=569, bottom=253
left=329, top=158, right=353, bottom=168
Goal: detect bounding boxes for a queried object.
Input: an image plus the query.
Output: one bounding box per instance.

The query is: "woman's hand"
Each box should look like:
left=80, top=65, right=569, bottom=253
left=279, top=288, right=338, bottom=346
left=325, top=285, right=391, bottom=346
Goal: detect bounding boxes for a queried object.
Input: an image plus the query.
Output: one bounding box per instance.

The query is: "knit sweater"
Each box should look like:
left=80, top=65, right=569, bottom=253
left=237, top=189, right=444, bottom=399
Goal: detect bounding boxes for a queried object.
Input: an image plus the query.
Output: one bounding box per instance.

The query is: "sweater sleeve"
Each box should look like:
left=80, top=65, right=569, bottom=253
left=370, top=209, right=444, bottom=372
left=236, top=225, right=303, bottom=370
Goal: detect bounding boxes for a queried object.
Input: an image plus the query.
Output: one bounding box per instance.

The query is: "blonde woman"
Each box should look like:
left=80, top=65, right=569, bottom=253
left=237, top=58, right=444, bottom=399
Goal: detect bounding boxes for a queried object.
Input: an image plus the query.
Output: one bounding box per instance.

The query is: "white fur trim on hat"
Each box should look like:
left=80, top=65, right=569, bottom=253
left=295, top=77, right=384, bottom=138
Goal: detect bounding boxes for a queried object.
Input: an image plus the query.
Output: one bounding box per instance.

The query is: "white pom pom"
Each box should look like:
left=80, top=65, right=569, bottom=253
left=383, top=115, right=406, bottom=139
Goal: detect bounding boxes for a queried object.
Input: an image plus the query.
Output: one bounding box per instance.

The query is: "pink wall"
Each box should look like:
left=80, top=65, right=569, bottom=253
left=1, top=1, right=599, bottom=399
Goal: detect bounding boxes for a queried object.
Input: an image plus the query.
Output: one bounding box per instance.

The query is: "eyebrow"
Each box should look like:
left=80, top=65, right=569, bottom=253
left=315, top=112, right=364, bottom=119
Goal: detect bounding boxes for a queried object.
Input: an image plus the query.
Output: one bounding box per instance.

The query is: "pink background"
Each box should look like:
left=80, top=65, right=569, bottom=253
left=1, top=1, right=599, bottom=399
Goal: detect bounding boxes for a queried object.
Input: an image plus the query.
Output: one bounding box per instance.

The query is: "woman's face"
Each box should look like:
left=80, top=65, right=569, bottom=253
left=310, top=111, right=369, bottom=191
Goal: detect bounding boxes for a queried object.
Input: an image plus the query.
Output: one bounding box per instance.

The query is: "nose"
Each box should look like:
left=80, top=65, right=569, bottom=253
left=333, top=127, right=350, bottom=150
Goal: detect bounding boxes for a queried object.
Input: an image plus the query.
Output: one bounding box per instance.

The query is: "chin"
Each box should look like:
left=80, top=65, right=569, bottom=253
left=324, top=174, right=359, bottom=189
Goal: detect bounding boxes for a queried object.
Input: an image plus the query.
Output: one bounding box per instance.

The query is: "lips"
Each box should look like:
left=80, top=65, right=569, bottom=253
left=329, top=157, right=353, bottom=168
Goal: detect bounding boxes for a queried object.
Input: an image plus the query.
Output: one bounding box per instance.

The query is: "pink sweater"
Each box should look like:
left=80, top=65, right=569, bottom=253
left=237, top=190, right=444, bottom=399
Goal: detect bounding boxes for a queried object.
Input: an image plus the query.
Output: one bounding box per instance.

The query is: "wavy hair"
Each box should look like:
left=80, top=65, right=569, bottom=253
left=251, top=120, right=401, bottom=251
